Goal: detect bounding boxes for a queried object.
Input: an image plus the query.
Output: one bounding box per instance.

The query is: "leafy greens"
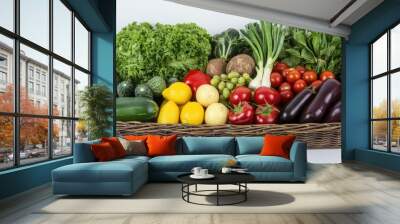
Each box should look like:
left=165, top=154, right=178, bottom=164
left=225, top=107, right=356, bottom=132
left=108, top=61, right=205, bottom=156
left=116, top=22, right=211, bottom=83
left=279, top=28, right=342, bottom=76
left=211, top=28, right=250, bottom=60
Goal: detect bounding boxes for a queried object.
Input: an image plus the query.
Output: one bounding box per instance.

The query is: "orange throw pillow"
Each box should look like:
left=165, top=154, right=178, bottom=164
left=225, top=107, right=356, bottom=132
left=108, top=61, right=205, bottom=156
left=101, top=137, right=127, bottom=158
left=91, top=142, right=117, bottom=162
left=260, top=135, right=296, bottom=159
left=146, top=135, right=177, bottom=157
left=124, top=135, right=148, bottom=141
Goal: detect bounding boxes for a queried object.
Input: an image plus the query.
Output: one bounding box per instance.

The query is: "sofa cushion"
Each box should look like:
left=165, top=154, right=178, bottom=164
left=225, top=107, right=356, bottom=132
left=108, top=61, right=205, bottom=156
left=235, top=137, right=263, bottom=155
left=118, top=138, right=147, bottom=156
left=101, top=137, right=127, bottom=158
left=147, top=135, right=177, bottom=157
left=236, top=155, right=293, bottom=172
left=116, top=155, right=150, bottom=163
left=180, top=137, right=235, bottom=155
left=149, top=154, right=235, bottom=172
left=53, top=158, right=147, bottom=183
left=260, top=135, right=296, bottom=159
left=91, top=142, right=118, bottom=161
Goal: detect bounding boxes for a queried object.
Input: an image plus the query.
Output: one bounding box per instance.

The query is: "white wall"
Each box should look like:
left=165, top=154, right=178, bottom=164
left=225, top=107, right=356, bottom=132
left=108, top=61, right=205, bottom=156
left=117, top=0, right=256, bottom=34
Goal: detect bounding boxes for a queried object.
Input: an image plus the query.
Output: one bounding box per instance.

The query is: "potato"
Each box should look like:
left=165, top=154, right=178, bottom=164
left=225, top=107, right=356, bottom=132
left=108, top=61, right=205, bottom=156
left=206, top=58, right=226, bottom=76
left=226, top=54, right=255, bottom=75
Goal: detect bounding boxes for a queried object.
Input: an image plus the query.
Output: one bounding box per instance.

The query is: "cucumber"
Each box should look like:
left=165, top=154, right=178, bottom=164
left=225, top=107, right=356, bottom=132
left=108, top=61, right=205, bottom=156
left=116, top=97, right=159, bottom=122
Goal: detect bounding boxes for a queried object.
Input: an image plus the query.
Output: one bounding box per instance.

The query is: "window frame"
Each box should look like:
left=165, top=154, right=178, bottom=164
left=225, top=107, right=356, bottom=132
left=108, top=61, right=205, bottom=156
left=0, top=0, right=92, bottom=171
left=370, top=21, right=400, bottom=154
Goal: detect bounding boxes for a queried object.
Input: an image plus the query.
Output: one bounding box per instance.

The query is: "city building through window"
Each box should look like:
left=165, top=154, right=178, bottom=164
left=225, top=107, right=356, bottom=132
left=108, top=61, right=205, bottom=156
left=371, top=23, right=400, bottom=154
left=0, top=0, right=91, bottom=170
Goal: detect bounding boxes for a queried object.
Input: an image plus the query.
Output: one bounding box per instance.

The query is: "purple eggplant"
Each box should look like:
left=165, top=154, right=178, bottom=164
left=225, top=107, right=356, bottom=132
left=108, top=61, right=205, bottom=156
left=280, top=88, right=315, bottom=123
left=324, top=101, right=341, bottom=122
left=300, top=79, right=341, bottom=123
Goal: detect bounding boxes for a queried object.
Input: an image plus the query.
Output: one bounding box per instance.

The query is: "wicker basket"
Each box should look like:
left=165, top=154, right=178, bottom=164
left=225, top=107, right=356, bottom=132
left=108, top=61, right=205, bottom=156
left=116, top=121, right=341, bottom=149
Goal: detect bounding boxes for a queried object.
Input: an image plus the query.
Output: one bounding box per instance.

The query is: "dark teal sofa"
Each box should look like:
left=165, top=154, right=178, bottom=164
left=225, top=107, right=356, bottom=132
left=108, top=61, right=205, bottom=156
left=52, top=137, right=307, bottom=196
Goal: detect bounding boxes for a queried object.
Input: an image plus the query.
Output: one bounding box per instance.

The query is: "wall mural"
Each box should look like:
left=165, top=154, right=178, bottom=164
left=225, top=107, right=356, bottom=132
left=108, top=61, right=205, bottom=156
left=115, top=12, right=342, bottom=149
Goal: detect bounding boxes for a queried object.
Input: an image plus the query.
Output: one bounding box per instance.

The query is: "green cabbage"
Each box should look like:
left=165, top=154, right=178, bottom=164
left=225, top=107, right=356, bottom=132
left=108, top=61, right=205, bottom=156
left=117, top=22, right=211, bottom=84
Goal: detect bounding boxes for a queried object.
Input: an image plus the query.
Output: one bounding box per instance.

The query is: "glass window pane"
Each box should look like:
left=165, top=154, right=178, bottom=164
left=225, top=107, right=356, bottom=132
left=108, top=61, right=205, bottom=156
left=372, top=33, right=387, bottom=76
left=372, top=121, right=388, bottom=151
left=53, top=119, right=72, bottom=157
left=75, top=18, right=89, bottom=70
left=372, top=76, right=387, bottom=119
left=20, top=44, right=49, bottom=115
left=391, top=120, right=400, bottom=153
left=0, top=0, right=14, bottom=31
left=20, top=0, right=49, bottom=49
left=75, top=120, right=88, bottom=143
left=74, top=69, right=89, bottom=118
left=391, top=72, right=400, bottom=118
left=391, top=24, right=400, bottom=70
left=20, top=117, right=49, bottom=165
left=53, top=0, right=72, bottom=60
left=53, top=59, right=72, bottom=117
left=0, top=35, right=14, bottom=112
left=0, top=116, right=14, bottom=170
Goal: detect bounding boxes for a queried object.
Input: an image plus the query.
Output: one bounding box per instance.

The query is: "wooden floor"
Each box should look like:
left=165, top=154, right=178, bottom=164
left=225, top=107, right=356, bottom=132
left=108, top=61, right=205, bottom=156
left=1, top=162, right=400, bottom=224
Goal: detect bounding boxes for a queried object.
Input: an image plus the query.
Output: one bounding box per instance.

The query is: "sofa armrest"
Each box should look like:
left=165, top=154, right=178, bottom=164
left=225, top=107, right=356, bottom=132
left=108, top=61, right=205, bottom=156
left=289, top=141, right=307, bottom=181
left=73, top=140, right=100, bottom=163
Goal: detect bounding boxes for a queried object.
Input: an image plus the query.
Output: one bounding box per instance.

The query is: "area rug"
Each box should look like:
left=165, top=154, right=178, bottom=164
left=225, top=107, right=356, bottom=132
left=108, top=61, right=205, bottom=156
left=37, top=183, right=362, bottom=214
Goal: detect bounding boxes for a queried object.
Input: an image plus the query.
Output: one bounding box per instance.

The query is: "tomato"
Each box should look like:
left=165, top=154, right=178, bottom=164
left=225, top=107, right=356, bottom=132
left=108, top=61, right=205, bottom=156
left=293, top=79, right=307, bottom=94
left=302, top=70, right=318, bottom=84
left=282, top=68, right=290, bottom=78
left=320, top=71, right=335, bottom=81
left=280, top=90, right=294, bottom=104
left=279, top=82, right=291, bottom=92
left=311, top=80, right=322, bottom=90
left=254, top=87, right=281, bottom=106
left=295, top=65, right=306, bottom=75
left=273, top=62, right=289, bottom=74
left=229, top=86, right=252, bottom=106
left=270, top=72, right=283, bottom=88
left=285, top=68, right=301, bottom=83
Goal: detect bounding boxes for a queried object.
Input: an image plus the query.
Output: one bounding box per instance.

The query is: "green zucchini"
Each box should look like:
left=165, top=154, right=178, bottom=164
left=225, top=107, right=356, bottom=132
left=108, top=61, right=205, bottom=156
left=116, top=97, right=159, bottom=122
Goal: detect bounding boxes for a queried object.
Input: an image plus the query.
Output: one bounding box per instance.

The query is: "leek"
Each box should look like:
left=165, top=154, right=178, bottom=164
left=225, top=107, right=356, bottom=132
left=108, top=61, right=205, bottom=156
left=241, top=21, right=287, bottom=89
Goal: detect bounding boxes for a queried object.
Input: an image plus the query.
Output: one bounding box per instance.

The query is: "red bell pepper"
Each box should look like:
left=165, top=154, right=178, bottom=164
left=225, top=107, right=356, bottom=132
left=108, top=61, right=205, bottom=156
left=183, top=70, right=211, bottom=93
left=228, top=101, right=255, bottom=125
left=255, top=104, right=280, bottom=124
left=229, top=86, right=252, bottom=105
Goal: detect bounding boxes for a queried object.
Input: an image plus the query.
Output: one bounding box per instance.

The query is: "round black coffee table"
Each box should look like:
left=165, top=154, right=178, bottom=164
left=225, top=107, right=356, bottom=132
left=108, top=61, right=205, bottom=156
left=177, top=173, right=255, bottom=206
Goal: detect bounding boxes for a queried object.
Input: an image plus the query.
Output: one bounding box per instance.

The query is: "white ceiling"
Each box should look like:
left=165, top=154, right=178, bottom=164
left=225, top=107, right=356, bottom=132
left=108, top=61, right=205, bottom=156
left=225, top=0, right=352, bottom=23
left=166, top=0, right=384, bottom=37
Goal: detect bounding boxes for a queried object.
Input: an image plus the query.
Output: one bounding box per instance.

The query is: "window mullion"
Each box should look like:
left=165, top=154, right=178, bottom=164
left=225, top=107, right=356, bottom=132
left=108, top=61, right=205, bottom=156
left=13, top=0, right=20, bottom=167
left=387, top=30, right=391, bottom=152
left=71, top=10, right=76, bottom=155
left=48, top=0, right=54, bottom=160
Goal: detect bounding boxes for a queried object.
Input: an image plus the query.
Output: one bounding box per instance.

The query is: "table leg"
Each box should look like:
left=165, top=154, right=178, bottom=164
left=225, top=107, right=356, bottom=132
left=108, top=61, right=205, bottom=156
left=217, top=184, right=219, bottom=206
left=245, top=183, right=247, bottom=201
left=187, top=184, right=190, bottom=202
left=195, top=184, right=198, bottom=192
